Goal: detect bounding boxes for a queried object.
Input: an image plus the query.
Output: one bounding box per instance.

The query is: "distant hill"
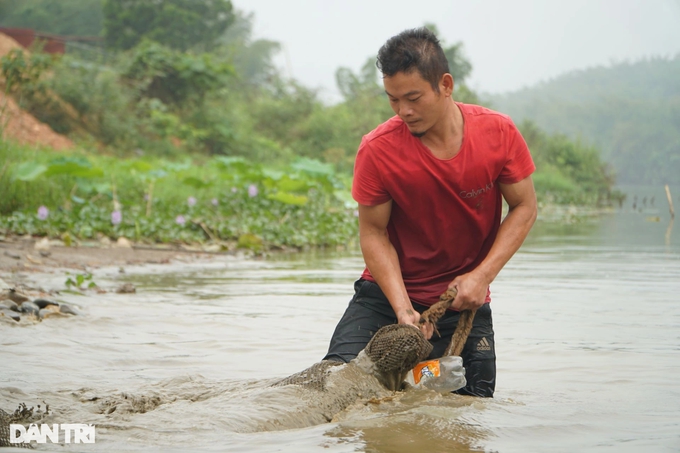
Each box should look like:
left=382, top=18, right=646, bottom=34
left=488, top=56, right=680, bottom=185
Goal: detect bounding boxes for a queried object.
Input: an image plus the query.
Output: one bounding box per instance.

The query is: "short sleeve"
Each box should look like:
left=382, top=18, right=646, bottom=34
left=352, top=138, right=392, bottom=206
left=498, top=120, right=536, bottom=184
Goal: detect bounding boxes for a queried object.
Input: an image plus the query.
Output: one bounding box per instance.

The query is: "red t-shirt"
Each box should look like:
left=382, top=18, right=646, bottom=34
left=352, top=102, right=535, bottom=306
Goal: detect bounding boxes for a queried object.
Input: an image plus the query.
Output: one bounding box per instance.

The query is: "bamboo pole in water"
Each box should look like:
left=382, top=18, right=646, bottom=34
left=665, top=184, right=675, bottom=219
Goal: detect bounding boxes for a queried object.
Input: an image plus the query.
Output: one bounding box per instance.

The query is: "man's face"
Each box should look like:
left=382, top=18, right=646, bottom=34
left=383, top=70, right=447, bottom=137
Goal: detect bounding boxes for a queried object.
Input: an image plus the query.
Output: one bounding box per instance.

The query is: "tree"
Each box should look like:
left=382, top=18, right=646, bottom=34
left=122, top=40, right=233, bottom=105
left=335, top=58, right=382, bottom=101
left=102, top=0, right=235, bottom=52
left=0, top=0, right=103, bottom=36
left=215, top=10, right=281, bottom=86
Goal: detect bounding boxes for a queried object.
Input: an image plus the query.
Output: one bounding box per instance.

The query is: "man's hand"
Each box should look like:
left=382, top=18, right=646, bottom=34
left=448, top=271, right=490, bottom=311
left=396, top=307, right=434, bottom=340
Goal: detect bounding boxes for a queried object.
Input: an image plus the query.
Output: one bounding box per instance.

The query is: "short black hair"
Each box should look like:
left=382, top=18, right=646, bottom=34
left=376, top=27, right=450, bottom=92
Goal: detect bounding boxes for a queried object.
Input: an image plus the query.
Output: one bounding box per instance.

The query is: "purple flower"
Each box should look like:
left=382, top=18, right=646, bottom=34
left=175, top=215, right=186, bottom=226
left=248, top=184, right=259, bottom=198
left=211, top=198, right=218, bottom=206
left=187, top=196, right=197, bottom=207
left=231, top=187, right=238, bottom=193
left=144, top=193, right=150, bottom=201
left=111, top=210, right=122, bottom=225
left=37, top=206, right=49, bottom=220
left=353, top=209, right=359, bottom=217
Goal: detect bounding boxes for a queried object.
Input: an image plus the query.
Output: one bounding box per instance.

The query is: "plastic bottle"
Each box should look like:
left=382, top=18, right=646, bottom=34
left=404, top=356, right=466, bottom=393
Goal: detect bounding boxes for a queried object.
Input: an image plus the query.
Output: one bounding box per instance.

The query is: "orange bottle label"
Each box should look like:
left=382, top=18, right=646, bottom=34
left=412, top=359, right=441, bottom=384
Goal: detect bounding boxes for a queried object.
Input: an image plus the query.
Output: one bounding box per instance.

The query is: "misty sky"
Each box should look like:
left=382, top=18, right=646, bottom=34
left=233, top=0, right=680, bottom=102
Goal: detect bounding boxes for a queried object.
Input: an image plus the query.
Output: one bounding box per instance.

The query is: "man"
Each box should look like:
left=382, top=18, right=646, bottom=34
left=323, top=27, right=537, bottom=397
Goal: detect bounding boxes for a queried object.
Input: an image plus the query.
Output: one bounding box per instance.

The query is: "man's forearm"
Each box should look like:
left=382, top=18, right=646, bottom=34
left=360, top=230, right=412, bottom=315
left=474, top=202, right=537, bottom=284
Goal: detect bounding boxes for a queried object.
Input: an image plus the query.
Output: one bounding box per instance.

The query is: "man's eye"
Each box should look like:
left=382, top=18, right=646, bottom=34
left=408, top=97, right=420, bottom=102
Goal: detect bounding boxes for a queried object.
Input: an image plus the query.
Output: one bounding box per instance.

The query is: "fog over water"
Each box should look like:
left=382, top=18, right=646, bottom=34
left=234, top=0, right=680, bottom=101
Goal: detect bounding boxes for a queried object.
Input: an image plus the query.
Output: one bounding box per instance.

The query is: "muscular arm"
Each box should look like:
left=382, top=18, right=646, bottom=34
left=358, top=201, right=434, bottom=339
left=450, top=175, right=538, bottom=311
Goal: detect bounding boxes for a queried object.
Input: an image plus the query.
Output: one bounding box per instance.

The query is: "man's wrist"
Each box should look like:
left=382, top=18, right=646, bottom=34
left=394, top=304, right=415, bottom=321
left=471, top=265, right=496, bottom=287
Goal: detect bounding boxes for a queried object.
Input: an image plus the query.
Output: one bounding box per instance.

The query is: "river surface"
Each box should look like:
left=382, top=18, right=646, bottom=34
left=1, top=203, right=679, bottom=452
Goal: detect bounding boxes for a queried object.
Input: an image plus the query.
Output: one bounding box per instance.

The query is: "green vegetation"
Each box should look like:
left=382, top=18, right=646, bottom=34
left=0, top=141, right=357, bottom=249
left=102, top=0, right=235, bottom=52
left=0, top=0, right=103, bottom=37
left=0, top=2, right=621, bottom=249
left=64, top=272, right=97, bottom=291
left=518, top=121, right=620, bottom=205
left=490, top=56, right=680, bottom=185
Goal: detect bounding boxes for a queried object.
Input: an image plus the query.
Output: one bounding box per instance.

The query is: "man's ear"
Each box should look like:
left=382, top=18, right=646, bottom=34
left=440, top=73, right=454, bottom=96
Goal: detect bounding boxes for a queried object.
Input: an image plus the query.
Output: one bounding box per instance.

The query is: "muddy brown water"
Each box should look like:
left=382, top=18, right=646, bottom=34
left=1, top=207, right=679, bottom=452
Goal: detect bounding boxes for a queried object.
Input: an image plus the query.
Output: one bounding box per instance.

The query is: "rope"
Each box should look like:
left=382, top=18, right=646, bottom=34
left=419, top=288, right=477, bottom=357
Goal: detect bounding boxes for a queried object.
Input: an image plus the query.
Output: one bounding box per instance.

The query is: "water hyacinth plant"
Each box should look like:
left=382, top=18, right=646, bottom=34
left=0, top=143, right=359, bottom=249
left=37, top=206, right=49, bottom=220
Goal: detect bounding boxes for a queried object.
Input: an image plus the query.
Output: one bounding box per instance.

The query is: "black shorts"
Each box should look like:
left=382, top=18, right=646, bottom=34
left=323, top=279, right=496, bottom=397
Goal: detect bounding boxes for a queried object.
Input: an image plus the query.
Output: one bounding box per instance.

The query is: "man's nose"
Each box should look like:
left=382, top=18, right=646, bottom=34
left=399, top=105, right=414, bottom=117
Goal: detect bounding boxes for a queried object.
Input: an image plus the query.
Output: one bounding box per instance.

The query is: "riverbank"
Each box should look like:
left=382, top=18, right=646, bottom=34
left=0, top=235, right=228, bottom=274
left=0, top=235, right=232, bottom=325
